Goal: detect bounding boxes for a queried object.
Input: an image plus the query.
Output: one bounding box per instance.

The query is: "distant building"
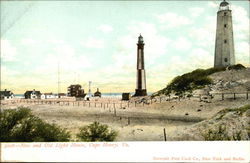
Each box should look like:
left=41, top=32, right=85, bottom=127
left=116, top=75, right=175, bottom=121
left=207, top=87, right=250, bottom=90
left=24, top=89, right=41, bottom=99
left=0, top=89, right=14, bottom=100
left=214, top=0, right=235, bottom=67
left=94, top=88, right=101, bottom=97
left=134, top=34, right=147, bottom=96
left=41, top=93, right=55, bottom=99
left=67, top=84, right=86, bottom=98
left=122, top=93, right=131, bottom=101
left=58, top=93, right=67, bottom=98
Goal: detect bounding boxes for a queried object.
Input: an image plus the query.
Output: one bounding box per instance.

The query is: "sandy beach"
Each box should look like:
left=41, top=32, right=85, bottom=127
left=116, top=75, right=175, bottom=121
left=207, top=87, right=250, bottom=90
left=1, top=95, right=249, bottom=141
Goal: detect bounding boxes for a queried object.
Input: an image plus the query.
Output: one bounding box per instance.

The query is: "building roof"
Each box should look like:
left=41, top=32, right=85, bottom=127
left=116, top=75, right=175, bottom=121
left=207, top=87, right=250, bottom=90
left=43, top=93, right=53, bottom=95
left=25, top=90, right=41, bottom=95
left=58, top=93, right=66, bottom=96
left=68, top=84, right=82, bottom=88
left=0, top=90, right=13, bottom=96
left=220, top=0, right=229, bottom=7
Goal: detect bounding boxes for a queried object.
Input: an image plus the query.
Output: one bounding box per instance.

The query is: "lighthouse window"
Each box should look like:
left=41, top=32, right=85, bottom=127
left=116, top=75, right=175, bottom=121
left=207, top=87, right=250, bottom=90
left=224, top=40, right=227, bottom=43
left=224, top=24, right=227, bottom=28
left=224, top=12, right=227, bottom=16
left=224, top=58, right=228, bottom=62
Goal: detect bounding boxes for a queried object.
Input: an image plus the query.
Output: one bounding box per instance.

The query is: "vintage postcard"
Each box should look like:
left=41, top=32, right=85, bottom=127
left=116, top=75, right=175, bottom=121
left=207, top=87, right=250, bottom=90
left=0, top=0, right=249, bottom=162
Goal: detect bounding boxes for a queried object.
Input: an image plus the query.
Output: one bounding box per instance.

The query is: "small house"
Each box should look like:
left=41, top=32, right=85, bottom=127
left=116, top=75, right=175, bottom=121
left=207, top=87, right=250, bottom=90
left=122, top=93, right=131, bottom=101
left=41, top=93, right=55, bottom=99
left=57, top=93, right=67, bottom=98
left=0, top=89, right=14, bottom=100
left=24, top=89, right=41, bottom=99
left=94, top=88, right=101, bottom=97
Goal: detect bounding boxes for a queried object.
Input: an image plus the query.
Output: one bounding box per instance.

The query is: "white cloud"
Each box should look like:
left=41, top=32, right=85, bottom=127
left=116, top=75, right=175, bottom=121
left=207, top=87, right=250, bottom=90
left=208, top=1, right=218, bottom=8
left=81, top=37, right=104, bottom=49
left=126, top=21, right=170, bottom=64
left=231, top=5, right=250, bottom=40
left=0, top=39, right=17, bottom=61
left=155, top=12, right=192, bottom=29
left=235, top=41, right=250, bottom=66
left=21, top=38, right=36, bottom=45
left=97, top=24, right=113, bottom=33
left=35, top=43, right=92, bottom=77
left=188, top=7, right=204, bottom=18
left=173, top=37, right=191, bottom=51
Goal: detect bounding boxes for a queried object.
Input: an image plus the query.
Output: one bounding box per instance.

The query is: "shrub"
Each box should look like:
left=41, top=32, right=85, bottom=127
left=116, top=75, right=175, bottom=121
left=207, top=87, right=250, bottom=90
left=201, top=125, right=243, bottom=141
left=228, top=64, right=246, bottom=70
left=153, top=66, right=227, bottom=97
left=0, top=107, right=71, bottom=142
left=77, top=121, right=118, bottom=142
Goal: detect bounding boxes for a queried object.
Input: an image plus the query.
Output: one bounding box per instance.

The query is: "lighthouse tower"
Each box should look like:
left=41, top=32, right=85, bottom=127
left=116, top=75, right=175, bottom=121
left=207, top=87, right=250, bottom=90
left=214, top=0, right=235, bottom=67
left=134, top=34, right=147, bottom=96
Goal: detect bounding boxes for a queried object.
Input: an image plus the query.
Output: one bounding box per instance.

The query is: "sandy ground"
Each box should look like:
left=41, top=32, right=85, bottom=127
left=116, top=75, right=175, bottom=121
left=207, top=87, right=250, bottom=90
left=1, top=96, right=249, bottom=141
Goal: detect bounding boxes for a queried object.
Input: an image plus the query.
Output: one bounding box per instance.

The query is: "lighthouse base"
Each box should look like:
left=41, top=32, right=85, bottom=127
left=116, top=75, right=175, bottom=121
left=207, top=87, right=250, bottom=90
left=134, top=89, right=147, bottom=96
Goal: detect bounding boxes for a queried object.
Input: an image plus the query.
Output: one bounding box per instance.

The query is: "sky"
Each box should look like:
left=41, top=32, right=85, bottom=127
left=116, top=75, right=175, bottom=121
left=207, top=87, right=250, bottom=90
left=1, top=0, right=249, bottom=94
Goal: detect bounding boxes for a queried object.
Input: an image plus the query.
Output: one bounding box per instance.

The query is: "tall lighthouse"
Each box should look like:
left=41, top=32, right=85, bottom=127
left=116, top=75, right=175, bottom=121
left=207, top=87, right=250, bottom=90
left=214, top=0, right=235, bottom=67
left=134, top=34, right=147, bottom=96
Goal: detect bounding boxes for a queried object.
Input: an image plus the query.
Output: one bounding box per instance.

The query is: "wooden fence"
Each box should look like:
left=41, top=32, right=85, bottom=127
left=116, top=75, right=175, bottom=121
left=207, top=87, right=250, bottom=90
left=2, top=92, right=249, bottom=109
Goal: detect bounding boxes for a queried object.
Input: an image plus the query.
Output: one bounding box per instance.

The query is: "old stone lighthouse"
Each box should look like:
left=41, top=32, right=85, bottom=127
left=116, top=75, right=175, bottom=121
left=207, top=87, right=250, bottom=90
left=214, top=0, right=235, bottom=67
left=134, top=34, right=147, bottom=96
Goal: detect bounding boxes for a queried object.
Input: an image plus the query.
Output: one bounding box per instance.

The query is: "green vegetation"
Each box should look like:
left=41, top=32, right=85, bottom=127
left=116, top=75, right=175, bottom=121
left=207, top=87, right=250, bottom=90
left=1, top=108, right=118, bottom=142
left=0, top=107, right=71, bottom=142
left=202, top=104, right=249, bottom=140
left=216, top=105, right=250, bottom=120
left=77, top=121, right=118, bottom=142
left=201, top=125, right=243, bottom=141
left=152, top=67, right=226, bottom=97
left=228, top=64, right=246, bottom=70
left=152, top=64, right=246, bottom=97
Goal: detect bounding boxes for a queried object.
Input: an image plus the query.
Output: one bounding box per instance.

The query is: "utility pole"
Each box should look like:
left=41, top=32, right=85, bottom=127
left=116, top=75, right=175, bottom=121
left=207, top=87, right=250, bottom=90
left=57, top=62, right=61, bottom=98
left=88, top=81, right=92, bottom=97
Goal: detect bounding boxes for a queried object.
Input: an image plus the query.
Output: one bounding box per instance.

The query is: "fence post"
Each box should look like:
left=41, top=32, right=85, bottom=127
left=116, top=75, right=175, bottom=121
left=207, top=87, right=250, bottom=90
left=222, top=93, right=224, bottom=100
left=114, top=108, right=116, bottom=116
left=89, top=102, right=90, bottom=107
left=128, top=117, right=130, bottom=125
left=233, top=93, right=236, bottom=100
left=199, top=94, right=201, bottom=102
left=163, top=128, right=167, bottom=141
left=160, top=97, right=162, bottom=103
left=247, top=92, right=249, bottom=100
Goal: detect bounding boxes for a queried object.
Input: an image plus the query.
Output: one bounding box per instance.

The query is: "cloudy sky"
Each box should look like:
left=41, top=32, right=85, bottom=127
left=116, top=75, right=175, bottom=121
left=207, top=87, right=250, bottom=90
left=1, top=0, right=249, bottom=94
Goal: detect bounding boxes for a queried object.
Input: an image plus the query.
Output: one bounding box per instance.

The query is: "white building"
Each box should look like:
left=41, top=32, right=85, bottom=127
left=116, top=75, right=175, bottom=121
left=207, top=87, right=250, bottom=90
left=41, top=93, right=56, bottom=99
left=0, top=89, right=14, bottom=100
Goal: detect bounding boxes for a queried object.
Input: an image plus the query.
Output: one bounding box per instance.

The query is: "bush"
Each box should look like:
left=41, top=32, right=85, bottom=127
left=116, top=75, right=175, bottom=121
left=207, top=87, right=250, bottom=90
left=0, top=107, right=71, bottom=142
left=77, top=121, right=118, bottom=142
left=153, top=67, right=227, bottom=96
left=228, top=64, right=246, bottom=70
left=201, top=125, right=243, bottom=141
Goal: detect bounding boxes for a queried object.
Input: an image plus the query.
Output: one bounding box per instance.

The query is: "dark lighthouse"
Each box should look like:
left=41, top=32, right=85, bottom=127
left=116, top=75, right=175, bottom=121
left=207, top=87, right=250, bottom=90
left=134, top=34, right=147, bottom=96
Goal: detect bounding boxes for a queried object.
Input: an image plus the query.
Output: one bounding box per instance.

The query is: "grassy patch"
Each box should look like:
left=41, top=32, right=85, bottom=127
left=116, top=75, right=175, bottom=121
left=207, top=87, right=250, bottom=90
left=216, top=105, right=250, bottom=120
left=152, top=67, right=226, bottom=97
left=201, top=125, right=243, bottom=141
